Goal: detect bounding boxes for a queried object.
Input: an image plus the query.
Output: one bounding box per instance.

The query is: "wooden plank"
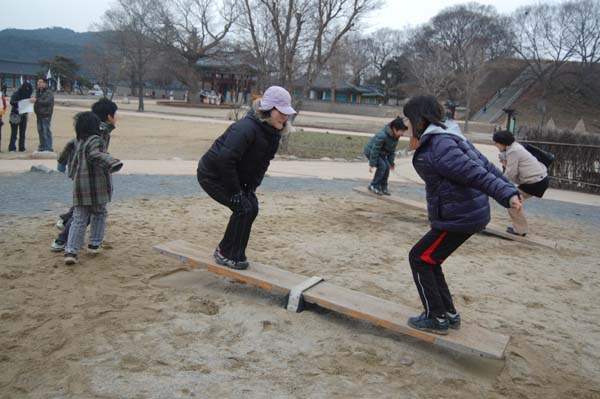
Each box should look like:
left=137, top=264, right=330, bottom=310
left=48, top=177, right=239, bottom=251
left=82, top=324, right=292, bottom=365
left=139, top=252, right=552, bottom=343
left=303, top=282, right=509, bottom=360
left=153, top=240, right=510, bottom=360
left=353, top=186, right=426, bottom=211
left=353, top=186, right=557, bottom=249
left=153, top=240, right=306, bottom=293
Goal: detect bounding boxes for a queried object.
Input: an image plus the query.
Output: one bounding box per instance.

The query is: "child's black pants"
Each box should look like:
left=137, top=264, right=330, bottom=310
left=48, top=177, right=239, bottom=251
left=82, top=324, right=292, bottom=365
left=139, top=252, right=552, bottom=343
left=409, top=229, right=473, bottom=318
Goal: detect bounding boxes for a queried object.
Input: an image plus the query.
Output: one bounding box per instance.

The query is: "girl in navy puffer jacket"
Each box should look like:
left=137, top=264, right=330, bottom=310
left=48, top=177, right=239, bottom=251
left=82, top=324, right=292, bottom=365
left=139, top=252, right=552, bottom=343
left=403, top=96, right=521, bottom=335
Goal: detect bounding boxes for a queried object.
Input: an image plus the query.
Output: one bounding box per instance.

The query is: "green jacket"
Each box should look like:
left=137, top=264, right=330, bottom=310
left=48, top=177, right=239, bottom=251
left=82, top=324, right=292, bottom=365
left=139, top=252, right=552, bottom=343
left=364, top=125, right=399, bottom=167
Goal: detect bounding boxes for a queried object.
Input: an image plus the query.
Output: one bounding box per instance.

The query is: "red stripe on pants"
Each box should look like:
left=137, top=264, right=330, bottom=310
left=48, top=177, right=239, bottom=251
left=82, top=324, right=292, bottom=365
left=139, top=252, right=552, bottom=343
left=420, top=231, right=447, bottom=265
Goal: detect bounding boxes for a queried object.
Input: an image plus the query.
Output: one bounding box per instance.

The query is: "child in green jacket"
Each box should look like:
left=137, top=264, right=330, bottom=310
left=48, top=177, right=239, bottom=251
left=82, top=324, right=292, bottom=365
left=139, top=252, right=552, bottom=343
left=364, top=117, right=407, bottom=195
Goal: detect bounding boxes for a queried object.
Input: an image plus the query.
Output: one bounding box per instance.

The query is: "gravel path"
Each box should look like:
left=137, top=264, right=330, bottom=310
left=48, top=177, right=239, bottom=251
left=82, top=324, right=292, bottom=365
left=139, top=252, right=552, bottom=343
left=1, top=171, right=599, bottom=229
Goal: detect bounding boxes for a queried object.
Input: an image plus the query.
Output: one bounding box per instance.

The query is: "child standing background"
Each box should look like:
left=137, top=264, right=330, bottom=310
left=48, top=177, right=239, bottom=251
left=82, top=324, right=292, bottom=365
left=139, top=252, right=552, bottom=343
left=62, top=112, right=122, bottom=265
left=364, top=117, right=408, bottom=195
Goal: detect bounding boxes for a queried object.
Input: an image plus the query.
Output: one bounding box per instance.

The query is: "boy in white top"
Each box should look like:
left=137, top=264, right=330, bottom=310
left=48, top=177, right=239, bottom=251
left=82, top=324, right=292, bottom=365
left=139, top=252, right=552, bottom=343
left=493, top=130, right=549, bottom=236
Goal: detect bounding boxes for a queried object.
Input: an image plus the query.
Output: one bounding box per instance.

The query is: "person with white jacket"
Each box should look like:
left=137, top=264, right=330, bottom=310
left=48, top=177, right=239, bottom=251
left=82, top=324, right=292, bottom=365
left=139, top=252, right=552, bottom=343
left=493, top=130, right=549, bottom=236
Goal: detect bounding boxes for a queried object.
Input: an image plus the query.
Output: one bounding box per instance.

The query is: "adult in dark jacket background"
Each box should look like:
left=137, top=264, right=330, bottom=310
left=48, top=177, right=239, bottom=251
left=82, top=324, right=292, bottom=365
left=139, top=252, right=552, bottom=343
left=33, top=78, right=55, bottom=152
left=403, top=95, right=521, bottom=335
left=8, top=82, right=33, bottom=152
left=364, top=116, right=407, bottom=195
left=197, top=86, right=296, bottom=270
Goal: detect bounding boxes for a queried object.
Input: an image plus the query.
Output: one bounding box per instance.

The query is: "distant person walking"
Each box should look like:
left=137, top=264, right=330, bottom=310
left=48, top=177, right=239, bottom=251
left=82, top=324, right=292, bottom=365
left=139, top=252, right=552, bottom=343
left=33, top=78, right=55, bottom=152
left=493, top=130, right=549, bottom=236
left=364, top=117, right=408, bottom=195
left=8, top=82, right=33, bottom=152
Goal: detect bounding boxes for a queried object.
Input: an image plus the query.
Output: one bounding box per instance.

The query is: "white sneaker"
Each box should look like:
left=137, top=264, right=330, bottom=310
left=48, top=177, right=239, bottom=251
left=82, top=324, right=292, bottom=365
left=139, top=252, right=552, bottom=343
left=55, top=218, right=64, bottom=230
left=50, top=239, right=66, bottom=252
left=87, top=244, right=102, bottom=254
left=64, top=253, right=78, bottom=265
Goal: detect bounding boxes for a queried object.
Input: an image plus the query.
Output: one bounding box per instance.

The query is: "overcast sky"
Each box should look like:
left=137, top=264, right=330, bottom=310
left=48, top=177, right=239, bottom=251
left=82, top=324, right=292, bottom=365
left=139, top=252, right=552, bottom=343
left=0, top=0, right=536, bottom=33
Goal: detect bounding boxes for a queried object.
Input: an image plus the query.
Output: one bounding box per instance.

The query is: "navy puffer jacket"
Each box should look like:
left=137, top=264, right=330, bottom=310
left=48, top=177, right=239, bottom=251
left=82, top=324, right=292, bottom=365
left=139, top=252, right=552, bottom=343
left=412, top=121, right=518, bottom=233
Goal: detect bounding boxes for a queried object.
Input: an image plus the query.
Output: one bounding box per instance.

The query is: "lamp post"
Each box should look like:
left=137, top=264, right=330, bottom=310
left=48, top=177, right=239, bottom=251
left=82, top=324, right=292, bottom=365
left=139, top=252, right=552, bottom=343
left=503, top=108, right=517, bottom=133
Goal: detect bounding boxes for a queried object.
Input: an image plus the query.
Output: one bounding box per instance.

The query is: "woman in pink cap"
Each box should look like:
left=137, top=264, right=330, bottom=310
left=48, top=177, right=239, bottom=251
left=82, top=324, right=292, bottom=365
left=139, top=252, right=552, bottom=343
left=197, top=86, right=296, bottom=269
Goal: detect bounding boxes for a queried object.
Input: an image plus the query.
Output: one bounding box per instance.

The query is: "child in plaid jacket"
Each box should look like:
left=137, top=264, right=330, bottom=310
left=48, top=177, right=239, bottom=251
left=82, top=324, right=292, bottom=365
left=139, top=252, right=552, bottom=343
left=62, top=112, right=122, bottom=265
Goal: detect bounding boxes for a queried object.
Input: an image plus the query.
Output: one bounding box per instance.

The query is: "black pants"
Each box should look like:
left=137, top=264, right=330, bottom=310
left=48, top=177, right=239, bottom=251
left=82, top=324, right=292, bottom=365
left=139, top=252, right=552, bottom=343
left=9, top=115, right=27, bottom=152
left=409, top=229, right=473, bottom=318
left=197, top=170, right=259, bottom=262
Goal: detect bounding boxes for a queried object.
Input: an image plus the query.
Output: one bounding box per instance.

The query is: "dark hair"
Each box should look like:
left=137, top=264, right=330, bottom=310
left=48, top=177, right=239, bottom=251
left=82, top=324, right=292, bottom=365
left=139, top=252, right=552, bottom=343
left=389, top=116, right=408, bottom=131
left=493, top=130, right=515, bottom=146
left=402, top=95, right=446, bottom=138
left=74, top=111, right=101, bottom=141
left=16, top=82, right=33, bottom=100
left=91, top=98, right=118, bottom=122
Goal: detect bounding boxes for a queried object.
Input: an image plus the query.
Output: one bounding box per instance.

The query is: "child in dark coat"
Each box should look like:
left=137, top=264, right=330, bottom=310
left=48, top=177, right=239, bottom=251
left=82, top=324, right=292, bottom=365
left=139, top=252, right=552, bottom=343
left=364, top=117, right=408, bottom=195
left=403, top=96, right=521, bottom=335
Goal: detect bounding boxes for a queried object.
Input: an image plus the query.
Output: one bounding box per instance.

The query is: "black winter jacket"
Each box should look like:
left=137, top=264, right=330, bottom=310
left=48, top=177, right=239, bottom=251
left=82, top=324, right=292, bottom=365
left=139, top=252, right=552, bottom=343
left=198, top=108, right=283, bottom=195
left=34, top=88, right=54, bottom=118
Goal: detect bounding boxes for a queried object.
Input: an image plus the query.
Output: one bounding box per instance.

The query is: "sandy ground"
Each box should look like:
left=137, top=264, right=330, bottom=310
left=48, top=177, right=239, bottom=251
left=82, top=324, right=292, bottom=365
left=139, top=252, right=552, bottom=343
left=1, top=107, right=600, bottom=398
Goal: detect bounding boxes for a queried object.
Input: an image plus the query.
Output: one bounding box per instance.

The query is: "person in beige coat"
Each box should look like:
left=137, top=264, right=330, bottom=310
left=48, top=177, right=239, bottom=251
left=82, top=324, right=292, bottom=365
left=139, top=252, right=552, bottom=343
left=493, top=130, right=549, bottom=236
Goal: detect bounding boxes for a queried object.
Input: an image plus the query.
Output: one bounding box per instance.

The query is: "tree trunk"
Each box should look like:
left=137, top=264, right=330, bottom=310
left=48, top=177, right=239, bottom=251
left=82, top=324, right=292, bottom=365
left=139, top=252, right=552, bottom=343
left=137, top=79, right=144, bottom=112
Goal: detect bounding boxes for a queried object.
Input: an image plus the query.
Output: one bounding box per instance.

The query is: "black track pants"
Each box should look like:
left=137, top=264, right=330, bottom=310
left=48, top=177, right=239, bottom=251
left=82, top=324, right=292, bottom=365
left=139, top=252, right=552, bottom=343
left=409, top=229, right=473, bottom=318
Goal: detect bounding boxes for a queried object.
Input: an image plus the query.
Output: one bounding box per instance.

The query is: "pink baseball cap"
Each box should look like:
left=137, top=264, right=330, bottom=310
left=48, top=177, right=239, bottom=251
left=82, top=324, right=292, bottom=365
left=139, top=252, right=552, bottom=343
left=259, top=86, right=297, bottom=115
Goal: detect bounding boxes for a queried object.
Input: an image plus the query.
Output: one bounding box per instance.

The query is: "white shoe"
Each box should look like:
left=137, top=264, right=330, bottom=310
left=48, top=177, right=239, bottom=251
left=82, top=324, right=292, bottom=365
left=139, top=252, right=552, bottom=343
left=55, top=218, right=64, bottom=230
left=87, top=244, right=102, bottom=254
left=50, top=239, right=66, bottom=252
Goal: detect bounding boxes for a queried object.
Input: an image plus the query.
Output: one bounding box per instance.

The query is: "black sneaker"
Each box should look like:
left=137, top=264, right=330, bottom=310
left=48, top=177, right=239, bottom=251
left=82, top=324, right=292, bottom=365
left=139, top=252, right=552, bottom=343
left=446, top=312, right=461, bottom=330
left=381, top=187, right=391, bottom=196
left=506, top=226, right=526, bottom=237
left=64, top=253, right=78, bottom=265
left=88, top=244, right=102, bottom=254
left=368, top=185, right=383, bottom=195
left=213, top=247, right=249, bottom=270
left=408, top=312, right=449, bottom=335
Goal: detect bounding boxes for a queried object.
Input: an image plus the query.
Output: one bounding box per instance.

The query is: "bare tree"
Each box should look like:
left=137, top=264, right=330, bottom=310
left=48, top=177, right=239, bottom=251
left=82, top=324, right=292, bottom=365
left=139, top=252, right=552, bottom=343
left=102, top=0, right=162, bottom=111
left=236, top=1, right=277, bottom=90
left=145, top=0, right=240, bottom=102
left=366, top=28, right=403, bottom=80
left=425, top=3, right=511, bottom=132
left=300, top=0, right=383, bottom=109
left=511, top=3, right=577, bottom=124
left=344, top=33, right=371, bottom=85
left=563, top=0, right=600, bottom=95
left=405, top=37, right=454, bottom=99
left=82, top=37, right=121, bottom=98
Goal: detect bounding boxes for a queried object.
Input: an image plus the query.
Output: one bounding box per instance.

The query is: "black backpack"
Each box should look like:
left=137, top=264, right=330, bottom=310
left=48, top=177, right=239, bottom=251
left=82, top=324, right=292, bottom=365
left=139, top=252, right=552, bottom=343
left=524, top=144, right=555, bottom=167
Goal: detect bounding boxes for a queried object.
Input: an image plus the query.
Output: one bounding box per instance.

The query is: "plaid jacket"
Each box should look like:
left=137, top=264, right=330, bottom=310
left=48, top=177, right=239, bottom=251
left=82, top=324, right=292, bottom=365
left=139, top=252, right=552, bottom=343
left=58, top=122, right=115, bottom=167
left=68, top=135, right=123, bottom=206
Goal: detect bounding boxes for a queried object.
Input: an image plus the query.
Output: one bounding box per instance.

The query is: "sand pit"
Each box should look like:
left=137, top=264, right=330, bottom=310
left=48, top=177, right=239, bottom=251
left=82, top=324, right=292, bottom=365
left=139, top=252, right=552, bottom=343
left=1, top=191, right=600, bottom=398
left=1, top=107, right=599, bottom=398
